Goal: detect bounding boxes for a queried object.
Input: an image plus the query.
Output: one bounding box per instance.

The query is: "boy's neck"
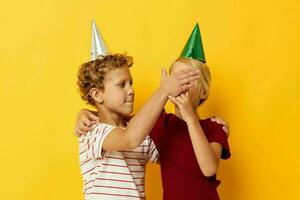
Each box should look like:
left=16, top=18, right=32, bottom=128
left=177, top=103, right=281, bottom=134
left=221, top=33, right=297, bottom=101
left=96, top=107, right=126, bottom=128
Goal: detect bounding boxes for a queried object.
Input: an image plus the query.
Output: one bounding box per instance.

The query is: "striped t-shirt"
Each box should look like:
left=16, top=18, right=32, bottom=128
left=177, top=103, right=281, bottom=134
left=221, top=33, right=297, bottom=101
left=78, top=123, right=159, bottom=200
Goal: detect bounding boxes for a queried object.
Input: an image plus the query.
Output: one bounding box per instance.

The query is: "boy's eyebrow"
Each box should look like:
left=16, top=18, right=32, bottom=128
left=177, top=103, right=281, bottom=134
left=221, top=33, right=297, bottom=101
left=114, top=77, right=133, bottom=83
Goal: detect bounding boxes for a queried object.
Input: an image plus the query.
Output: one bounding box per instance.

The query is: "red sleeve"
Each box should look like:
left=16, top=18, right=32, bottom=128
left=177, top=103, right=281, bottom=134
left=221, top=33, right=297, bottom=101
left=149, top=109, right=168, bottom=150
left=208, top=121, right=231, bottom=159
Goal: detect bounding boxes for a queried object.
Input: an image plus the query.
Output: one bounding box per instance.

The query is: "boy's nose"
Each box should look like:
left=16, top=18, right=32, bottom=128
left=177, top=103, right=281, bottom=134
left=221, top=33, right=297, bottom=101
left=127, top=87, right=134, bottom=96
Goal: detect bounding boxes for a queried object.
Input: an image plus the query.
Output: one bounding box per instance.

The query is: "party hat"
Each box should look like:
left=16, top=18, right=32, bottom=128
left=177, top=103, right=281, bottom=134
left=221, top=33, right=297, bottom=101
left=91, top=20, right=110, bottom=60
left=180, top=23, right=206, bottom=63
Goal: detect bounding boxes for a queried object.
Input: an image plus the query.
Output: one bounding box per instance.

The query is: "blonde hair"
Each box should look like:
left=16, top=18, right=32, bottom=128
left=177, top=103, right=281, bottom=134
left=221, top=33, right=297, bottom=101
left=170, top=57, right=211, bottom=105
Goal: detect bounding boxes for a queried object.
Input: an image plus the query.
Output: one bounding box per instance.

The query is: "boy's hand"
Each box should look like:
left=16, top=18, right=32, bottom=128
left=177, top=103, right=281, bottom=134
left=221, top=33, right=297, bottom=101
left=74, top=109, right=99, bottom=137
left=160, top=68, right=199, bottom=97
left=211, top=116, right=230, bottom=137
left=168, top=92, right=197, bottom=122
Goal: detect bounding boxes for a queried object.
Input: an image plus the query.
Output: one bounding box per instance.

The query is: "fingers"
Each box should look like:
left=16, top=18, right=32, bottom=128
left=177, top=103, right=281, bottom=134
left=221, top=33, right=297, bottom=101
left=174, top=67, right=199, bottom=76
left=82, top=115, right=98, bottom=127
left=74, top=127, right=86, bottom=137
left=175, top=95, right=185, bottom=104
left=88, top=113, right=99, bottom=122
left=174, top=68, right=199, bottom=91
left=211, top=116, right=230, bottom=137
left=161, top=68, right=168, bottom=82
left=182, top=92, right=190, bottom=102
left=75, top=117, right=96, bottom=137
left=74, top=109, right=99, bottom=137
left=181, top=82, right=194, bottom=92
left=179, top=76, right=199, bottom=85
left=222, top=126, right=230, bottom=137
left=73, top=130, right=81, bottom=137
left=168, top=93, right=188, bottom=105
left=185, top=91, right=190, bottom=98
left=81, top=115, right=90, bottom=125
left=175, top=68, right=199, bottom=81
left=212, top=116, right=228, bottom=127
left=80, top=121, right=92, bottom=132
left=74, top=122, right=88, bottom=137
left=168, top=95, right=181, bottom=106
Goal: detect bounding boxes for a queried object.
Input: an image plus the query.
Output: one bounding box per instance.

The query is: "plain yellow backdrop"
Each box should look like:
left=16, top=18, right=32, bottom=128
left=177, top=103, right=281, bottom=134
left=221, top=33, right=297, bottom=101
left=0, top=0, right=299, bottom=199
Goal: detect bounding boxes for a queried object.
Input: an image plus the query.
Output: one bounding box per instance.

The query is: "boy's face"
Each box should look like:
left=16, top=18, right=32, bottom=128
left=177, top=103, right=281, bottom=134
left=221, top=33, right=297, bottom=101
left=171, top=61, right=203, bottom=109
left=102, top=66, right=134, bottom=115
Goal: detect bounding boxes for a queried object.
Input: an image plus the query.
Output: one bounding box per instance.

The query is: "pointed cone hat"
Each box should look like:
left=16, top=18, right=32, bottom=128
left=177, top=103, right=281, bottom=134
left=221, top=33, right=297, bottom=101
left=180, top=23, right=206, bottom=63
left=91, top=20, right=110, bottom=61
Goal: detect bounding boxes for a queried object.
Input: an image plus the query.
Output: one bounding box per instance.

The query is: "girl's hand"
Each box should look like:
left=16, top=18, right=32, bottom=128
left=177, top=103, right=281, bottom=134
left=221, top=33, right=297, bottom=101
left=74, top=109, right=99, bottom=137
left=168, top=92, right=197, bottom=122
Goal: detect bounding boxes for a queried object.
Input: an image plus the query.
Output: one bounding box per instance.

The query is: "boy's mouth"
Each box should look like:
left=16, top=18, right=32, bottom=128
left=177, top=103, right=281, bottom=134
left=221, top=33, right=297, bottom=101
left=125, top=97, right=134, bottom=103
left=125, top=99, right=134, bottom=103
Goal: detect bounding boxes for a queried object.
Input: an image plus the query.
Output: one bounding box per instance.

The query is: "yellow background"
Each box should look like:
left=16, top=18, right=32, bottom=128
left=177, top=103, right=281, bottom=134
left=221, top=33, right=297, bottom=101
left=1, top=0, right=299, bottom=199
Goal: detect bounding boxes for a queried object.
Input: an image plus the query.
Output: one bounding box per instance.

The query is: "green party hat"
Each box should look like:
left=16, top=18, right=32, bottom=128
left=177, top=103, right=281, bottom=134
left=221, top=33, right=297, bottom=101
left=180, top=23, right=206, bottom=63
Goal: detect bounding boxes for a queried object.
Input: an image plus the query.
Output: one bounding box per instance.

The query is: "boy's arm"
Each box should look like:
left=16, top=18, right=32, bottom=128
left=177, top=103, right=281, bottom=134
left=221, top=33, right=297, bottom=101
left=103, top=88, right=168, bottom=152
left=102, top=68, right=199, bottom=152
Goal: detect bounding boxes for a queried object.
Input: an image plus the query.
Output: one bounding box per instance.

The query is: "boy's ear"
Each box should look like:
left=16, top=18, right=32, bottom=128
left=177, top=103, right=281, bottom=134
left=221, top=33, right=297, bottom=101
left=89, top=88, right=104, bottom=104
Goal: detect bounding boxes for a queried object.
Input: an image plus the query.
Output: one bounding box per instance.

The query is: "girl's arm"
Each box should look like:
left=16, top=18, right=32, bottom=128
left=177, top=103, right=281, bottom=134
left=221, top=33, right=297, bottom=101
left=74, top=109, right=98, bottom=136
left=185, top=118, right=222, bottom=177
left=168, top=93, right=222, bottom=177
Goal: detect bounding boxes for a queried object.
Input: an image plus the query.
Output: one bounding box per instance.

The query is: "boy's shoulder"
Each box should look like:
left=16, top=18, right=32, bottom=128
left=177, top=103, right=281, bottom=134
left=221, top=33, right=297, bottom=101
left=92, top=122, right=115, bottom=132
left=79, top=122, right=116, bottom=144
left=83, top=123, right=116, bottom=138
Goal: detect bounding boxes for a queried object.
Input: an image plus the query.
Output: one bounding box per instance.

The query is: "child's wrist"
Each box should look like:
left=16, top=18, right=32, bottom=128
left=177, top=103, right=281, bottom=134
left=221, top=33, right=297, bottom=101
left=157, top=85, right=170, bottom=98
left=155, top=87, right=169, bottom=101
left=185, top=114, right=199, bottom=124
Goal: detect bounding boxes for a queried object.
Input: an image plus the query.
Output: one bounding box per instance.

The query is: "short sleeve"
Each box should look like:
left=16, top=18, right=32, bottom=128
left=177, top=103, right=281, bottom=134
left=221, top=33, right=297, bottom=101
left=146, top=137, right=159, bottom=163
left=87, top=124, right=115, bottom=159
left=149, top=109, right=168, bottom=149
left=208, top=121, right=231, bottom=159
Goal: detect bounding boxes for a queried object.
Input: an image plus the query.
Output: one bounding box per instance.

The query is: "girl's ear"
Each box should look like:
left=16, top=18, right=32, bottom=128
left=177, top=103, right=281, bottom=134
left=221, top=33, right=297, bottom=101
left=89, top=88, right=104, bottom=104
left=198, top=89, right=207, bottom=106
left=201, top=91, right=208, bottom=100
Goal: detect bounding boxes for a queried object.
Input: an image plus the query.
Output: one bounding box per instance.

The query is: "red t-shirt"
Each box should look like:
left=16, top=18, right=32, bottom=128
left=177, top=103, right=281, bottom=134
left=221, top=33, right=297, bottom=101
left=150, top=110, right=231, bottom=200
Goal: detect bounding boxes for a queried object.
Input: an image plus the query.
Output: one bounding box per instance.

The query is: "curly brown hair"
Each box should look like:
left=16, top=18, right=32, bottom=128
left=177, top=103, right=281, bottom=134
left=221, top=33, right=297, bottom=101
left=77, top=53, right=133, bottom=106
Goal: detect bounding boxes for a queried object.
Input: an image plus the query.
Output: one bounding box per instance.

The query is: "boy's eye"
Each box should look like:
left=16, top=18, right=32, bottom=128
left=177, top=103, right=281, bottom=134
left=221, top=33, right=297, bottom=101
left=116, top=82, right=125, bottom=87
left=116, top=80, right=133, bottom=87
